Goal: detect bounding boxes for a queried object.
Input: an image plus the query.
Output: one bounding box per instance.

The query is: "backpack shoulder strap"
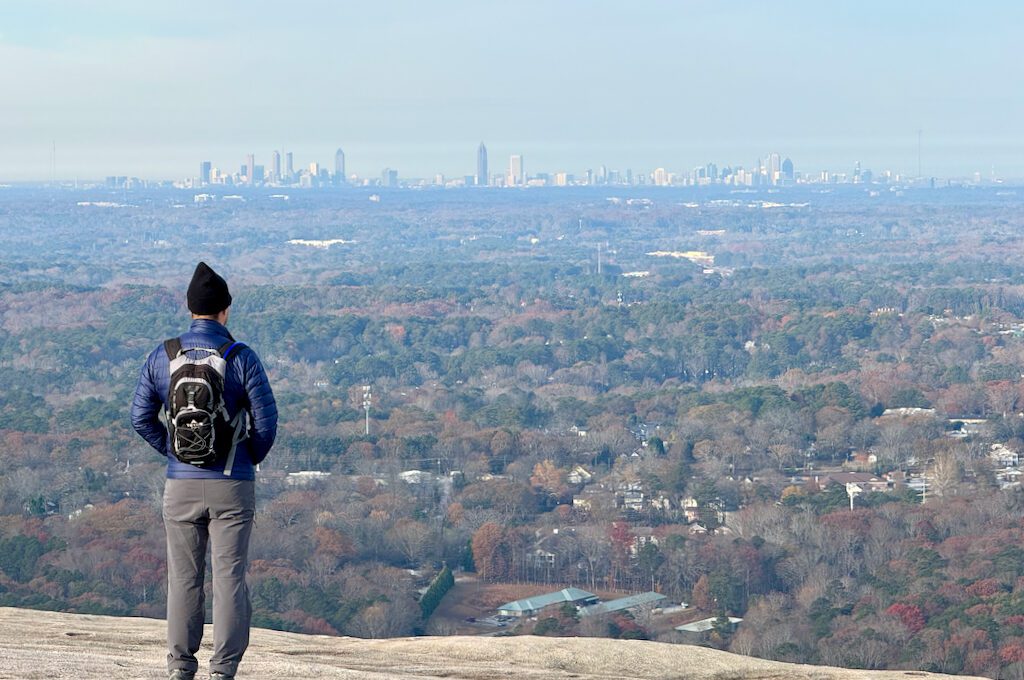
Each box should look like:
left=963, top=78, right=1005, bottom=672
left=164, top=337, right=183, bottom=360
left=219, top=341, right=246, bottom=361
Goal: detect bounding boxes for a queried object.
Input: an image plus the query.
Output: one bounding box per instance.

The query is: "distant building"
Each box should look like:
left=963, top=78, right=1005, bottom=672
left=285, top=471, right=331, bottom=486
left=199, top=161, right=211, bottom=185
left=246, top=153, right=255, bottom=184
left=781, top=157, right=794, bottom=183
left=285, top=152, right=294, bottom=180
left=398, top=470, right=433, bottom=484
left=271, top=150, right=281, bottom=181
left=767, top=152, right=781, bottom=185
left=382, top=168, right=398, bottom=188
left=567, top=465, right=593, bottom=485
left=508, top=154, right=524, bottom=186
left=496, top=587, right=597, bottom=618
left=579, top=592, right=667, bottom=617
left=335, top=148, right=346, bottom=183
left=990, top=443, right=1019, bottom=468
left=476, top=142, right=488, bottom=186
left=676, top=616, right=743, bottom=634
left=812, top=471, right=896, bottom=493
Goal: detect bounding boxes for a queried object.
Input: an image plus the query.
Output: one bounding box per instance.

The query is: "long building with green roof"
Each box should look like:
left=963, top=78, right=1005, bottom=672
left=496, top=588, right=598, bottom=618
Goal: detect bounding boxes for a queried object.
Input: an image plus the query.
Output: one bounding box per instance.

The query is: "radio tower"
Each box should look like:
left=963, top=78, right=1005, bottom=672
left=362, top=385, right=372, bottom=436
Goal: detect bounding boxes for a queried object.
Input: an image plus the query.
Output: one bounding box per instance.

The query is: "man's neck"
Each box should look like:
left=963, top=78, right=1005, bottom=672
left=191, top=310, right=229, bottom=325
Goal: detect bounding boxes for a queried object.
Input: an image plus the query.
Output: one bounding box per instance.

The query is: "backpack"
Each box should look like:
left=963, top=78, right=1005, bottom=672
left=164, top=338, right=247, bottom=474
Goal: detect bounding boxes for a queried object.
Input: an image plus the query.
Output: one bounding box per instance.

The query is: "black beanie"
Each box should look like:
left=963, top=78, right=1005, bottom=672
left=187, top=262, right=232, bottom=315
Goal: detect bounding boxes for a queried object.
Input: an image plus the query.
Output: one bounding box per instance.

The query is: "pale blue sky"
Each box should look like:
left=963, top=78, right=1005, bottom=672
left=1, top=1, right=1022, bottom=181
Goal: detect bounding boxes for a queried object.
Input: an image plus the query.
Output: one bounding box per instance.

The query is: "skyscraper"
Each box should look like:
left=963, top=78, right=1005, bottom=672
left=509, top=154, right=523, bottom=186
left=285, top=152, right=294, bottom=180
left=199, top=161, right=211, bottom=185
left=246, top=154, right=255, bottom=184
left=781, top=158, right=795, bottom=183
left=767, top=152, right=781, bottom=185
left=335, top=148, right=346, bottom=183
left=476, top=142, right=488, bottom=186
left=271, top=150, right=281, bottom=181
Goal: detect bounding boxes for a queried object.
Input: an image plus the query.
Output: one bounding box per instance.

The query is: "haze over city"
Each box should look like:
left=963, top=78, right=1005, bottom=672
left=2, top=1, right=1023, bottom=182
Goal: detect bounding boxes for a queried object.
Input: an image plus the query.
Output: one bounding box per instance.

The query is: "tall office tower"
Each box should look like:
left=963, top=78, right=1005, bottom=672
left=285, top=152, right=294, bottom=180
left=271, top=150, right=281, bottom=181
left=335, top=148, right=346, bottom=183
left=199, top=161, right=212, bottom=185
left=854, top=160, right=862, bottom=182
left=509, top=154, right=524, bottom=186
left=767, top=152, right=781, bottom=185
left=382, top=168, right=398, bottom=187
left=246, top=154, right=255, bottom=184
left=781, top=158, right=794, bottom=183
left=253, top=165, right=265, bottom=183
left=476, top=142, right=488, bottom=186
left=598, top=165, right=607, bottom=184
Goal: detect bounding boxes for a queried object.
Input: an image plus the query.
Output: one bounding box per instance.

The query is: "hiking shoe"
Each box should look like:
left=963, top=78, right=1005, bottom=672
left=168, top=671, right=195, bottom=680
left=210, top=673, right=233, bottom=680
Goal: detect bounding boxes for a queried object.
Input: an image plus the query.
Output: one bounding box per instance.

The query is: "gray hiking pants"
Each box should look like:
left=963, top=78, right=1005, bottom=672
left=163, top=478, right=255, bottom=677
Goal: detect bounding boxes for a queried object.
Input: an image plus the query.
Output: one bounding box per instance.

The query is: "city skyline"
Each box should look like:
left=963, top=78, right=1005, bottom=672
left=1, top=3, right=1022, bottom=180
left=2, top=134, right=1015, bottom=186
left=157, top=143, right=971, bottom=191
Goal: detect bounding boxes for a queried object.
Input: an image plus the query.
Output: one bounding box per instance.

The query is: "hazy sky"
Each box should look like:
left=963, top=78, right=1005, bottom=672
left=2, top=1, right=1022, bottom=181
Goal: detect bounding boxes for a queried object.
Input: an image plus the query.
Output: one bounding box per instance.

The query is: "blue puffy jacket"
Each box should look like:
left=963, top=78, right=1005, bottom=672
left=131, top=318, right=278, bottom=480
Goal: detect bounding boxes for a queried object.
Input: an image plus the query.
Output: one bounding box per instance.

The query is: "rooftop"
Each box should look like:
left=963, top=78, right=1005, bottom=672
left=676, top=616, right=743, bottom=633
left=496, top=587, right=597, bottom=614
left=579, top=592, right=667, bottom=617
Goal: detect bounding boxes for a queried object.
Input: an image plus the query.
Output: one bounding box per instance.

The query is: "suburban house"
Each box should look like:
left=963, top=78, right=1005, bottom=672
left=284, top=471, right=332, bottom=486
left=630, top=527, right=660, bottom=556
left=682, top=496, right=726, bottom=526
left=399, top=470, right=433, bottom=485
left=567, top=465, right=594, bottom=485
left=991, top=443, right=1020, bottom=468
left=812, top=471, right=895, bottom=493
left=496, top=587, right=598, bottom=618
left=528, top=527, right=575, bottom=573
left=572, top=487, right=615, bottom=512
left=619, top=488, right=645, bottom=512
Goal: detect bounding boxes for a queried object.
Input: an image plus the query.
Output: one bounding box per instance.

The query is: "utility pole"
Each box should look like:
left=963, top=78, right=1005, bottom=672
left=362, top=385, right=372, bottom=436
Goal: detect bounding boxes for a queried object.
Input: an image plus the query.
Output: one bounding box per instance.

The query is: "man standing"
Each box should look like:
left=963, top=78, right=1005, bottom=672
left=132, top=262, right=278, bottom=680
